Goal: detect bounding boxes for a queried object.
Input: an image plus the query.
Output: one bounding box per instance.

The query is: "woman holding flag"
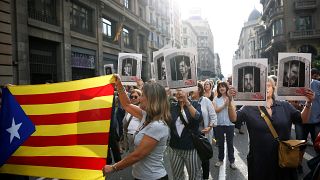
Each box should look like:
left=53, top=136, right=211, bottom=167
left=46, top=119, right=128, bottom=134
left=103, top=75, right=170, bottom=180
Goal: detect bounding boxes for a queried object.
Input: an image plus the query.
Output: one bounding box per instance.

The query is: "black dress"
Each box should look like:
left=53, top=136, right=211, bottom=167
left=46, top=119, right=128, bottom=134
left=237, top=100, right=299, bottom=180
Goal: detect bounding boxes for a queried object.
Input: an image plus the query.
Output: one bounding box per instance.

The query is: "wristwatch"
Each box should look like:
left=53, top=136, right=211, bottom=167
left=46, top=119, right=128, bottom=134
left=305, top=102, right=312, bottom=108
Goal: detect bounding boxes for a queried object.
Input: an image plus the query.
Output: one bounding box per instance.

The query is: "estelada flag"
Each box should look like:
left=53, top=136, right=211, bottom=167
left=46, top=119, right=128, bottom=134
left=0, top=75, right=115, bottom=179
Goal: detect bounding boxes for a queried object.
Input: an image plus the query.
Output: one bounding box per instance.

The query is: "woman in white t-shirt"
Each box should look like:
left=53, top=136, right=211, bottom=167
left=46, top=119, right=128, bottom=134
left=103, top=75, right=170, bottom=180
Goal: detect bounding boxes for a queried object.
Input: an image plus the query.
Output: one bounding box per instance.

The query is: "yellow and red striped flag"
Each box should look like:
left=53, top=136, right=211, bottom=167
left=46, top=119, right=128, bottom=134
left=0, top=75, right=115, bottom=179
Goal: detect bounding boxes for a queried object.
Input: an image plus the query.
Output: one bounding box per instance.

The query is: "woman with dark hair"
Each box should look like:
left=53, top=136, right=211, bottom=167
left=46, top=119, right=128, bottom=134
left=228, top=77, right=315, bottom=180
left=192, top=82, right=217, bottom=179
left=213, top=81, right=236, bottom=169
left=103, top=75, right=170, bottom=180
left=169, top=88, right=203, bottom=179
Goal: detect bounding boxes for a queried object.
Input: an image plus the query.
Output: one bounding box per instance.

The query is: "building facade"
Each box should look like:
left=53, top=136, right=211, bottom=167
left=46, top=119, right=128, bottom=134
left=214, top=53, right=222, bottom=78
left=0, top=0, right=13, bottom=85
left=185, top=16, right=215, bottom=80
left=235, top=9, right=261, bottom=59
left=181, top=21, right=197, bottom=48
left=258, top=0, right=320, bottom=75
left=0, top=0, right=179, bottom=86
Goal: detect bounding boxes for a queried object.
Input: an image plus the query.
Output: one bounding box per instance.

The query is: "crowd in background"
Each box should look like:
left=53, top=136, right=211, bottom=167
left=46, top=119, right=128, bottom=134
left=103, top=67, right=320, bottom=180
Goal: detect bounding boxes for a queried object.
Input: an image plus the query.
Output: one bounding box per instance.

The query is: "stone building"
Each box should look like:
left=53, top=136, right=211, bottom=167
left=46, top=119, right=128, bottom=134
left=0, top=0, right=178, bottom=85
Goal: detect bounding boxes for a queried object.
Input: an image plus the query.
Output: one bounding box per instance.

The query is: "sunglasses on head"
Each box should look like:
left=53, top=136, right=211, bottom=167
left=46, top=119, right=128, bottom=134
left=130, top=95, right=139, bottom=99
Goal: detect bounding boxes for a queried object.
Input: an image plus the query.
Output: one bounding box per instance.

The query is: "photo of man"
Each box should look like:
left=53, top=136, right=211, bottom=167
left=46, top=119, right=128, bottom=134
left=283, top=60, right=305, bottom=87
left=171, top=56, right=191, bottom=81
left=121, top=58, right=137, bottom=76
left=157, top=56, right=166, bottom=80
left=238, top=66, right=260, bottom=92
left=105, top=66, right=112, bottom=75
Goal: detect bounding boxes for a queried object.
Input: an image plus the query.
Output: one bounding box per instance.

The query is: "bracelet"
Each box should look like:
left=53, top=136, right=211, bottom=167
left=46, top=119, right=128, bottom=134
left=111, top=164, right=118, bottom=172
left=117, top=87, right=126, bottom=93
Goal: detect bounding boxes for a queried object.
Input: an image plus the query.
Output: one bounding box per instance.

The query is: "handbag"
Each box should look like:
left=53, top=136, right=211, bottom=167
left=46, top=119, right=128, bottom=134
left=258, top=106, right=306, bottom=168
left=178, top=108, right=213, bottom=161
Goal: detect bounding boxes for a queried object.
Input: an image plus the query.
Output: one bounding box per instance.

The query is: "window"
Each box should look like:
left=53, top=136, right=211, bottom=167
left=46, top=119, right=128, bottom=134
left=139, top=35, right=145, bottom=52
left=28, top=0, right=57, bottom=25
left=139, top=7, right=145, bottom=20
left=123, top=27, right=133, bottom=48
left=184, top=38, right=188, bottom=46
left=70, top=1, right=93, bottom=35
left=272, top=19, right=283, bottom=36
left=102, top=18, right=115, bottom=42
left=124, top=0, right=130, bottom=9
left=296, top=16, right=312, bottom=31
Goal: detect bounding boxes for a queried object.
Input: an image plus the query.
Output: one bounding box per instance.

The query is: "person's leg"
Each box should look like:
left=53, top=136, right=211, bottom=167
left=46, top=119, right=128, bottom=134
left=215, top=126, right=225, bottom=162
left=169, top=147, right=186, bottom=180
left=226, top=126, right=235, bottom=164
left=183, top=149, right=202, bottom=180
left=201, top=159, right=210, bottom=179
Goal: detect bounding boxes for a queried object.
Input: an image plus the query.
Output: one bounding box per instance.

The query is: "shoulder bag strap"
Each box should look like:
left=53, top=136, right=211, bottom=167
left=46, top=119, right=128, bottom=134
left=123, top=114, right=134, bottom=133
left=258, top=106, right=279, bottom=141
left=179, top=108, right=190, bottom=129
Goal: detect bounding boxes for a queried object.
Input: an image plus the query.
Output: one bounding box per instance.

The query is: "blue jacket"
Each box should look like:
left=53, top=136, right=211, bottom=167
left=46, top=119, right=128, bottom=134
left=169, top=100, right=202, bottom=150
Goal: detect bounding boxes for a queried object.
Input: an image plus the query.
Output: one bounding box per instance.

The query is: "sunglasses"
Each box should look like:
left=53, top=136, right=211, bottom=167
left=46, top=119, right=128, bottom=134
left=130, top=95, right=139, bottom=99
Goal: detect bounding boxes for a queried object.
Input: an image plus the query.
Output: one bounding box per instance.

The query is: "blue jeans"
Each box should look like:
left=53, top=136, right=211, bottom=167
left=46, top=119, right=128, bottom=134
left=215, top=125, right=235, bottom=163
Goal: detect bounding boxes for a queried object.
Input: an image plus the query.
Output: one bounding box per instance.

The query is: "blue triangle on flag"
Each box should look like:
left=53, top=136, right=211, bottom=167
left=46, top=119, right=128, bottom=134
left=0, top=88, right=35, bottom=166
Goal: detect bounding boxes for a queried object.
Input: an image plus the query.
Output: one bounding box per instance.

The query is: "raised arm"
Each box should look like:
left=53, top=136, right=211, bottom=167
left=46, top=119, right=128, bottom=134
left=227, top=87, right=237, bottom=122
left=114, top=75, right=143, bottom=120
left=301, top=88, right=315, bottom=123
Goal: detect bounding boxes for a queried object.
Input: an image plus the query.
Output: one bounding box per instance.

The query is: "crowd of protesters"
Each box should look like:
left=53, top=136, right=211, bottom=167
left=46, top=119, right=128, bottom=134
left=1, top=68, right=319, bottom=180
left=102, top=67, right=320, bottom=180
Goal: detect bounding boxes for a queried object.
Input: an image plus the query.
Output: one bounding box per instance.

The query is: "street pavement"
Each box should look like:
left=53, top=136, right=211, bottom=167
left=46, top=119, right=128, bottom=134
left=107, top=125, right=317, bottom=180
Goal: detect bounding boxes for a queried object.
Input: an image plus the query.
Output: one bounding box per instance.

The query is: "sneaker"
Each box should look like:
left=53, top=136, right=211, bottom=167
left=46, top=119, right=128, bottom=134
left=215, top=161, right=223, bottom=167
left=230, top=163, right=237, bottom=170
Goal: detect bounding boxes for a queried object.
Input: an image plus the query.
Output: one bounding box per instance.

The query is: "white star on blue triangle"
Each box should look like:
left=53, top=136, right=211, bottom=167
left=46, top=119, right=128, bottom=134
left=6, top=117, right=22, bottom=143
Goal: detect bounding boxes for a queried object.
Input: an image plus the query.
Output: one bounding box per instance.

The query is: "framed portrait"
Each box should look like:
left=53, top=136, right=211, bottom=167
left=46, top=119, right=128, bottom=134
left=118, top=53, right=142, bottom=85
left=277, top=53, right=311, bottom=101
left=153, top=50, right=168, bottom=87
left=103, top=64, right=114, bottom=75
left=165, top=48, right=197, bottom=91
left=232, top=59, right=268, bottom=106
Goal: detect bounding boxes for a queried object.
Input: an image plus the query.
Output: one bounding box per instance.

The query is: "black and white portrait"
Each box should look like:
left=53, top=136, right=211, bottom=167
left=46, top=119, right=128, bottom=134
left=121, top=58, right=137, bottom=76
left=238, top=66, right=260, bottom=92
left=118, top=53, right=142, bottom=85
left=104, top=64, right=113, bottom=75
left=283, top=60, right=305, bottom=87
left=164, top=48, right=197, bottom=91
left=157, top=56, right=166, bottom=80
left=277, top=53, right=311, bottom=101
left=170, top=56, right=192, bottom=81
left=233, top=59, right=268, bottom=106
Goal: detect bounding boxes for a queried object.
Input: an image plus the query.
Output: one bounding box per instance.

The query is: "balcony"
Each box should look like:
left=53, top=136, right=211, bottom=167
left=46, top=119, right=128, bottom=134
left=28, top=8, right=57, bottom=25
left=149, top=40, right=157, bottom=49
left=289, top=29, right=320, bottom=40
left=294, top=0, right=317, bottom=10
left=264, top=34, right=285, bottom=52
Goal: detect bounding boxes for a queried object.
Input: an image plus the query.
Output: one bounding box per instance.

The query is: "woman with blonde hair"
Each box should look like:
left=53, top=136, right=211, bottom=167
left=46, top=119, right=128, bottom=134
left=227, top=77, right=315, bottom=180
left=103, top=75, right=170, bottom=180
left=203, top=79, right=215, bottom=101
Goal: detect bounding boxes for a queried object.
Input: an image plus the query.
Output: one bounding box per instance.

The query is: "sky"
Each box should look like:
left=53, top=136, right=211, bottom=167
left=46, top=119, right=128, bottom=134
left=178, top=0, right=263, bottom=78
